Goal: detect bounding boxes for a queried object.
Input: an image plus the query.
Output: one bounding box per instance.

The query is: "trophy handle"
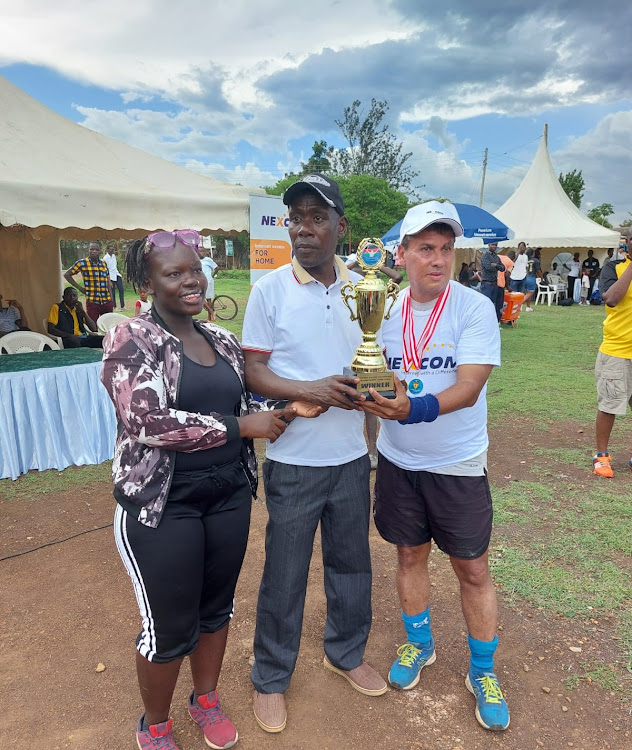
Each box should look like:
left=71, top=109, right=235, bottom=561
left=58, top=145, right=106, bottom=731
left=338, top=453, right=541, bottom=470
left=340, top=281, right=358, bottom=321
left=383, top=282, right=400, bottom=320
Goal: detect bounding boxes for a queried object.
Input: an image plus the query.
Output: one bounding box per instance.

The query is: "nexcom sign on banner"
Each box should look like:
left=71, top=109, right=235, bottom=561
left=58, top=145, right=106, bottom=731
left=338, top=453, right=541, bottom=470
left=249, top=194, right=292, bottom=286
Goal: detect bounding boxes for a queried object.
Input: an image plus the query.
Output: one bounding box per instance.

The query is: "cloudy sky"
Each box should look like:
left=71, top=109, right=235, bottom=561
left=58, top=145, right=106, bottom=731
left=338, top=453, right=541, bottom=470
left=2, top=0, right=630, bottom=223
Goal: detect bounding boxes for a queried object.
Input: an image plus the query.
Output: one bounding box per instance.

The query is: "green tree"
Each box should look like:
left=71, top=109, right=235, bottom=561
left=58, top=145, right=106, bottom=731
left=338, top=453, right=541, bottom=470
left=209, top=234, right=250, bottom=269
left=59, top=239, right=87, bottom=268
left=619, top=212, right=632, bottom=228
left=264, top=173, right=409, bottom=250
left=588, top=203, right=615, bottom=228
left=337, top=175, right=409, bottom=245
left=301, top=140, right=334, bottom=174
left=559, top=169, right=585, bottom=208
left=264, top=173, right=301, bottom=196
left=332, top=99, right=419, bottom=195
left=262, top=142, right=335, bottom=195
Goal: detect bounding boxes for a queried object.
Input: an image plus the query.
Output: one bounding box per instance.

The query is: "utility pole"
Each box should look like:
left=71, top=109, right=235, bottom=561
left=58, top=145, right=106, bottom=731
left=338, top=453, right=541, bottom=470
left=479, top=148, right=488, bottom=207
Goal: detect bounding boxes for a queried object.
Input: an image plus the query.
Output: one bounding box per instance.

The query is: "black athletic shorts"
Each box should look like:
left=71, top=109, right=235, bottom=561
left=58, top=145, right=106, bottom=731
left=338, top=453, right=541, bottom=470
left=373, top=453, right=493, bottom=559
left=114, top=459, right=251, bottom=663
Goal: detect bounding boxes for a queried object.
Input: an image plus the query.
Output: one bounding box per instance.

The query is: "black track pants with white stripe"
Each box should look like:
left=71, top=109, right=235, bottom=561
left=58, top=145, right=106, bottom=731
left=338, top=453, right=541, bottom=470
left=113, top=479, right=251, bottom=663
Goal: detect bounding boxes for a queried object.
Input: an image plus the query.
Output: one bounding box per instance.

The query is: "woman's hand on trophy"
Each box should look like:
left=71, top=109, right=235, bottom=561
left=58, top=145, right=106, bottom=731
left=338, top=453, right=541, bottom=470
left=288, top=400, right=329, bottom=418
left=362, top=377, right=411, bottom=420
left=300, top=375, right=365, bottom=410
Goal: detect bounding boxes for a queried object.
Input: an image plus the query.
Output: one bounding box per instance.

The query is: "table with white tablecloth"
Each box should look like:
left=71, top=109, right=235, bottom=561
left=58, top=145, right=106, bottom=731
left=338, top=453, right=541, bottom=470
left=0, top=349, right=116, bottom=480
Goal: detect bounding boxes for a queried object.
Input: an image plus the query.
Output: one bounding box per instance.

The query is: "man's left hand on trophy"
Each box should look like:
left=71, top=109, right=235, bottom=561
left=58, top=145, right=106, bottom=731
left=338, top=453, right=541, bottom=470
left=290, top=374, right=365, bottom=411
left=361, top=377, right=411, bottom=420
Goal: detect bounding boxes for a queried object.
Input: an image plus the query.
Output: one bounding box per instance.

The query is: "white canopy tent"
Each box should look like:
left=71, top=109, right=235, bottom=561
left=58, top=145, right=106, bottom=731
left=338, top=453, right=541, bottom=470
left=495, top=125, right=619, bottom=268
left=0, top=75, right=264, bottom=331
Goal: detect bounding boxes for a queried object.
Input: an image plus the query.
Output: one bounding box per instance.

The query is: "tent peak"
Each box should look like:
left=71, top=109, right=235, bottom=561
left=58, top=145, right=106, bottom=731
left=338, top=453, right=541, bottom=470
left=495, top=125, right=619, bottom=249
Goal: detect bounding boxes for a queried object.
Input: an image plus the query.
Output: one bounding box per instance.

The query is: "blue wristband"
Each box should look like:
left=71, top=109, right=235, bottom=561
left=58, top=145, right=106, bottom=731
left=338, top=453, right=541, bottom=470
left=398, top=393, right=440, bottom=425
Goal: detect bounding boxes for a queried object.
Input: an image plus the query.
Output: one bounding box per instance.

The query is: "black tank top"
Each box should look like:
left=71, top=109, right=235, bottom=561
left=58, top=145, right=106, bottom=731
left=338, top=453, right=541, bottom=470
left=173, top=349, right=242, bottom=471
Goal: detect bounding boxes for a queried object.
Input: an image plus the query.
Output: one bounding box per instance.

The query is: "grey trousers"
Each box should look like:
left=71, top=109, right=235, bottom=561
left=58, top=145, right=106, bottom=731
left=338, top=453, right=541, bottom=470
left=251, top=454, right=372, bottom=694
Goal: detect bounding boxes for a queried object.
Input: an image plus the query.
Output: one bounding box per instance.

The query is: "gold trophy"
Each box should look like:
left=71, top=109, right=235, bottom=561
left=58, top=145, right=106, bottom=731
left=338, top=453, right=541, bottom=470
left=341, top=238, right=399, bottom=400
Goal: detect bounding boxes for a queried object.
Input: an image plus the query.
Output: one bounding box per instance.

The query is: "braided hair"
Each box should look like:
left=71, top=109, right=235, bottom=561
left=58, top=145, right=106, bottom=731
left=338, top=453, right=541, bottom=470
left=125, top=237, right=150, bottom=292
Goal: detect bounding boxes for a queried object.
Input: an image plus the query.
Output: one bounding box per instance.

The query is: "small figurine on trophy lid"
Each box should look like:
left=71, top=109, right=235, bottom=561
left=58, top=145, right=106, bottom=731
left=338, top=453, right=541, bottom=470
left=340, top=238, right=399, bottom=400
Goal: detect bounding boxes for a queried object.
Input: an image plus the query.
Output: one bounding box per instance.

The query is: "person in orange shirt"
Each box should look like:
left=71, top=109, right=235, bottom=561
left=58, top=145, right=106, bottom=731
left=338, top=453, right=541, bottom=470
left=495, top=250, right=514, bottom=322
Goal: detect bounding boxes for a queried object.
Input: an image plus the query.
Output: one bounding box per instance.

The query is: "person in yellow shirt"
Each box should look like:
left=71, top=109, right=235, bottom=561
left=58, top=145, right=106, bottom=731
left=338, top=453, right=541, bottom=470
left=47, top=287, right=104, bottom=348
left=593, top=236, right=632, bottom=477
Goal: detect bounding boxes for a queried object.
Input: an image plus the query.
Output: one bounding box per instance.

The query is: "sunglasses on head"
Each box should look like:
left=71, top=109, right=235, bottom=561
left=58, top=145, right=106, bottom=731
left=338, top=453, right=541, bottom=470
left=146, top=229, right=201, bottom=251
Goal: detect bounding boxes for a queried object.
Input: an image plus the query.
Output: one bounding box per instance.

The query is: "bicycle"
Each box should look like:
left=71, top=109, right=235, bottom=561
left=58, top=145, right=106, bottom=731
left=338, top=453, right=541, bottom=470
left=211, top=294, right=238, bottom=321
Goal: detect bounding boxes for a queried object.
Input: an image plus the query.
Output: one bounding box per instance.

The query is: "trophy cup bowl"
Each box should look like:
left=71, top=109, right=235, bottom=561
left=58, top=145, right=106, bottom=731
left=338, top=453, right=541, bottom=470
left=341, top=238, right=399, bottom=400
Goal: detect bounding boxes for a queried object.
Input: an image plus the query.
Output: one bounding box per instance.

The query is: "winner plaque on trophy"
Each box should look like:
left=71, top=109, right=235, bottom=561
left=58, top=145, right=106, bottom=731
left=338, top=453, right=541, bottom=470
left=340, top=238, right=399, bottom=400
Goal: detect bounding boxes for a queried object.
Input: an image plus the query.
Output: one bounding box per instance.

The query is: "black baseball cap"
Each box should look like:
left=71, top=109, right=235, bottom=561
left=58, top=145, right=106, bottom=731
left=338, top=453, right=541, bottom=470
left=283, top=174, right=345, bottom=216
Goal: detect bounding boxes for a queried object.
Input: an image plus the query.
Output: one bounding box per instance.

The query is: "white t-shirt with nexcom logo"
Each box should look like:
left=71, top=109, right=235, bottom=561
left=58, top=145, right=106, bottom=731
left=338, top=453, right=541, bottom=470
left=377, top=280, right=500, bottom=471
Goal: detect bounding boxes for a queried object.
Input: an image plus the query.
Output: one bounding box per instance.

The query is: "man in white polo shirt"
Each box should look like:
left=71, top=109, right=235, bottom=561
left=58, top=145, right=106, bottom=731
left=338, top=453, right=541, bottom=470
left=362, top=201, right=509, bottom=732
left=242, top=174, right=387, bottom=734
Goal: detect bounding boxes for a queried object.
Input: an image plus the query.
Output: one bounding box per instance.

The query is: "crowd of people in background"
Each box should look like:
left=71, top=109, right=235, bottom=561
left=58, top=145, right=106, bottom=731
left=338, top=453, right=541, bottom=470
left=458, top=243, right=616, bottom=317
left=0, top=238, right=220, bottom=350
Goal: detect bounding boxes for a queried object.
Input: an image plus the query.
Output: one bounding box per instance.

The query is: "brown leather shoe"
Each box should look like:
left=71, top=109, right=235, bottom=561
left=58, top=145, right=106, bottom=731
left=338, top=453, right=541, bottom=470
left=252, top=690, right=286, bottom=733
left=323, top=656, right=388, bottom=696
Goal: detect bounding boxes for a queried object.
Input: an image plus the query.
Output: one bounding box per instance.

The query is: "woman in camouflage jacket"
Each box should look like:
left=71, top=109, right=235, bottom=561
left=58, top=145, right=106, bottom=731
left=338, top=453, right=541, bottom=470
left=100, top=231, right=292, bottom=750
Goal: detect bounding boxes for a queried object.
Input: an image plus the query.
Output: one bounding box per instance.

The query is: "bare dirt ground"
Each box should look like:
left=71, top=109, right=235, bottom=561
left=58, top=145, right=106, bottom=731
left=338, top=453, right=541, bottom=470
left=2, top=424, right=631, bottom=750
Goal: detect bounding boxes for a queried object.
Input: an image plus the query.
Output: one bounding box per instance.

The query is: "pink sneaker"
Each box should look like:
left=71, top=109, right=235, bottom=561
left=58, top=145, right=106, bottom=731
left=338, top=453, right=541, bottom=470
left=188, top=690, right=238, bottom=749
left=136, top=716, right=180, bottom=750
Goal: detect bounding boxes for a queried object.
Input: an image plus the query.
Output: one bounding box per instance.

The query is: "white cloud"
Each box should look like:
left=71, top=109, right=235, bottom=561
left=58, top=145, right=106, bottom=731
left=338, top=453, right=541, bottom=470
left=0, top=0, right=422, bottom=102
left=3, top=0, right=630, bottom=218
left=398, top=126, right=523, bottom=209
left=553, top=111, right=632, bottom=224
left=183, top=159, right=277, bottom=187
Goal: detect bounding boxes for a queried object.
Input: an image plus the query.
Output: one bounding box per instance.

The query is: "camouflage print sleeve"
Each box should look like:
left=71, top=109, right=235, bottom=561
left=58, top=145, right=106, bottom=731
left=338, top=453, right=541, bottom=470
left=101, top=321, right=237, bottom=452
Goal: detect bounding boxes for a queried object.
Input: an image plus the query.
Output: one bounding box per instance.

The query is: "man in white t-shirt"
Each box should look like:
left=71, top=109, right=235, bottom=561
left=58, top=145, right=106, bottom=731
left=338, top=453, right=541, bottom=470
left=362, top=201, right=509, bottom=732
left=508, top=241, right=528, bottom=294
left=242, top=174, right=386, bottom=734
left=198, top=246, right=219, bottom=320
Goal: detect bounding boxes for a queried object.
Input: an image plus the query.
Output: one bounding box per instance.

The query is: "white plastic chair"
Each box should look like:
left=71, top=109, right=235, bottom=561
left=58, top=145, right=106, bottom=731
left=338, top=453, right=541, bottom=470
left=547, top=275, right=567, bottom=302
left=97, top=312, right=128, bottom=333
left=0, top=331, right=61, bottom=354
left=534, top=279, right=555, bottom=306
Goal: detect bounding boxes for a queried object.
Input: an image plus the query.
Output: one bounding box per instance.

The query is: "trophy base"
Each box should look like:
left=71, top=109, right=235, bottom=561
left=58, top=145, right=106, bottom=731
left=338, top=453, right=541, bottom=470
left=343, top=367, right=396, bottom=401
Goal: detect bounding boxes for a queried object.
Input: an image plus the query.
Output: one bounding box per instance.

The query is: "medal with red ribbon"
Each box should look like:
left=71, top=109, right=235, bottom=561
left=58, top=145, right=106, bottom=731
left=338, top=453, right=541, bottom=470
left=402, top=284, right=451, bottom=372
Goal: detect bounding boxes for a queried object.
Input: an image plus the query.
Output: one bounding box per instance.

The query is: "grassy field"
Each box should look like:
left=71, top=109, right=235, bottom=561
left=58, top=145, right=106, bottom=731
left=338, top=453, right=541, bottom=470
left=5, top=276, right=632, bottom=692
left=489, top=303, right=606, bottom=423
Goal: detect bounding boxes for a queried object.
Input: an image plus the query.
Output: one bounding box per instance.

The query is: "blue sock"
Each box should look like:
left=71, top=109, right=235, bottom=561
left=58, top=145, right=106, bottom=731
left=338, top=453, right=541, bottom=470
left=468, top=634, right=498, bottom=672
left=402, top=608, right=432, bottom=647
